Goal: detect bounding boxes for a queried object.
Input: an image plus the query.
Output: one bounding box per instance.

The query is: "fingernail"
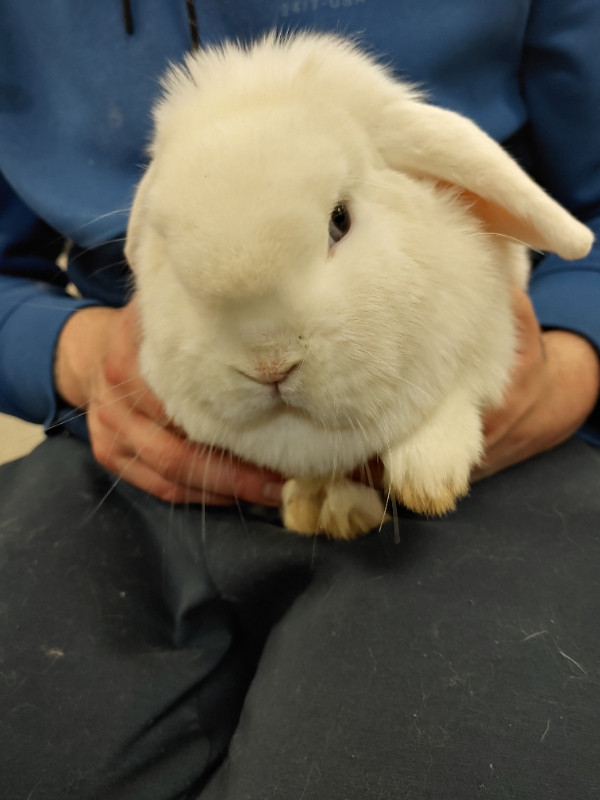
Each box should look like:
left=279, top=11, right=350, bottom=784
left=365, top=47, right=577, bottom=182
left=263, top=482, right=283, bottom=504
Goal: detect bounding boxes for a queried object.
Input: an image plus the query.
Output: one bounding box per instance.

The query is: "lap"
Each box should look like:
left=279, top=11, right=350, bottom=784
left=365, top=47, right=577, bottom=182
left=1, top=433, right=599, bottom=798
left=0, top=434, right=252, bottom=799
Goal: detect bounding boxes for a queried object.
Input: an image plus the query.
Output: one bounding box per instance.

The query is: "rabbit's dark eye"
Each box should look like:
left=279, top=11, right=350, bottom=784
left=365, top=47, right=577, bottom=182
left=328, top=203, right=351, bottom=246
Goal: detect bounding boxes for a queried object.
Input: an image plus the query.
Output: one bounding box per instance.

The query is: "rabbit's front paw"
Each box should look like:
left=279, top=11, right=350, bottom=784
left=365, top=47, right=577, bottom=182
left=281, top=478, right=388, bottom=540
left=393, top=471, right=469, bottom=517
left=281, top=478, right=325, bottom=535
left=385, top=391, right=484, bottom=517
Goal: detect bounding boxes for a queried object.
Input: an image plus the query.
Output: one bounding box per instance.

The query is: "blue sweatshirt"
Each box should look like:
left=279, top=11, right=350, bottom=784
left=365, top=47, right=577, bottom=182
left=1, top=0, right=599, bottom=443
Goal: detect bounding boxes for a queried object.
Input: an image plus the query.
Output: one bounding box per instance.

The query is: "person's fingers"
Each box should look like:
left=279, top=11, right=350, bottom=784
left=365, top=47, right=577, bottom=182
left=90, top=397, right=284, bottom=506
left=98, top=447, right=237, bottom=505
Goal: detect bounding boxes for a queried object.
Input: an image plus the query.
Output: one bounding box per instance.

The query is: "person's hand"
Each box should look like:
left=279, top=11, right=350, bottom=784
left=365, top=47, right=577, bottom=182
left=54, top=300, right=284, bottom=505
left=473, top=288, right=600, bottom=480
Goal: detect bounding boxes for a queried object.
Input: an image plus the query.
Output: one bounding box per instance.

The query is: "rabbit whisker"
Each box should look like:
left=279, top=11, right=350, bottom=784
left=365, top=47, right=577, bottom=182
left=67, top=208, right=133, bottom=236
left=378, top=437, right=401, bottom=542
left=69, top=235, right=128, bottom=259
left=470, top=230, right=543, bottom=256
left=43, top=378, right=148, bottom=435
left=78, top=415, right=166, bottom=524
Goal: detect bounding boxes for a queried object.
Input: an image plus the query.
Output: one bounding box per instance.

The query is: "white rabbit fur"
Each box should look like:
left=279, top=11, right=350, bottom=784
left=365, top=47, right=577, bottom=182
left=126, top=33, right=593, bottom=539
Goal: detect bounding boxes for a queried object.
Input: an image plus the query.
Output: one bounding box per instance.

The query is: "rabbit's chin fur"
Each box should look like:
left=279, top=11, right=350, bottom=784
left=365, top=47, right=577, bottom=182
left=126, top=33, right=593, bottom=539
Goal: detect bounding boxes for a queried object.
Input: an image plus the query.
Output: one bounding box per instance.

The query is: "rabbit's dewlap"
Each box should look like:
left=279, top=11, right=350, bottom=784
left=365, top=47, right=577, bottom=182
left=126, top=33, right=593, bottom=539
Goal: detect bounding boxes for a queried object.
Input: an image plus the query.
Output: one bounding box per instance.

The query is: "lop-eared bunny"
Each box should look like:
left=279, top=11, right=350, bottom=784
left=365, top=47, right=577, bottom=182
left=125, top=33, right=593, bottom=539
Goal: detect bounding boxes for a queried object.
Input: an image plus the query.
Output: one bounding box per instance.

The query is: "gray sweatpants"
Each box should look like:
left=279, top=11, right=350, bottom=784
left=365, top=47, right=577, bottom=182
left=1, top=433, right=599, bottom=799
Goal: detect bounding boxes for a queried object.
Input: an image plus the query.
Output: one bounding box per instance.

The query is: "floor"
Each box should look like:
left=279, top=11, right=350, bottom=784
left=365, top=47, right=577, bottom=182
left=0, top=413, right=45, bottom=466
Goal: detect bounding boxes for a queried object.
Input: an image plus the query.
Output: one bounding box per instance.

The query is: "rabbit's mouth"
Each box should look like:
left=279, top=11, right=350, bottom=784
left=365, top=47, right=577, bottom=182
left=242, top=381, right=312, bottom=421
left=216, top=375, right=359, bottom=434
left=242, top=391, right=362, bottom=436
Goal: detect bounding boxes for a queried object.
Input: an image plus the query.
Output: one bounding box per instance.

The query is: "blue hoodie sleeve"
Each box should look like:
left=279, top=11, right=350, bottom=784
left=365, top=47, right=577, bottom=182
left=0, top=173, right=100, bottom=432
left=522, top=0, right=600, bottom=444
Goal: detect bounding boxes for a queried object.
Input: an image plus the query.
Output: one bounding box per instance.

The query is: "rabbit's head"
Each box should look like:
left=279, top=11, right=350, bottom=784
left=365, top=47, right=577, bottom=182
left=126, top=34, right=593, bottom=479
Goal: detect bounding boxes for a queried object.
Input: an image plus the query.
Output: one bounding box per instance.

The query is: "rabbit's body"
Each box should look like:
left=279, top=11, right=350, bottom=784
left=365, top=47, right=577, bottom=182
left=126, top=34, right=593, bottom=538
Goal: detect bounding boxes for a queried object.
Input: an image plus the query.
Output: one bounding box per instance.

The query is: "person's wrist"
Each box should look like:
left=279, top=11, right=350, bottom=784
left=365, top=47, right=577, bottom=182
left=53, top=306, right=118, bottom=409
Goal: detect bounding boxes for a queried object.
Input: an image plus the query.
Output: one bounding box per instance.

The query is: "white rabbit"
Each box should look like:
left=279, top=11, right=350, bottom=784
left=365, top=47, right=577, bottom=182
left=125, top=33, right=593, bottom=539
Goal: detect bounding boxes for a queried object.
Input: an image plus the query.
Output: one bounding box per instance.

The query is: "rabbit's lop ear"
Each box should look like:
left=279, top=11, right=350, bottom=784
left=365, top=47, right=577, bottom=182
left=377, top=101, right=593, bottom=260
